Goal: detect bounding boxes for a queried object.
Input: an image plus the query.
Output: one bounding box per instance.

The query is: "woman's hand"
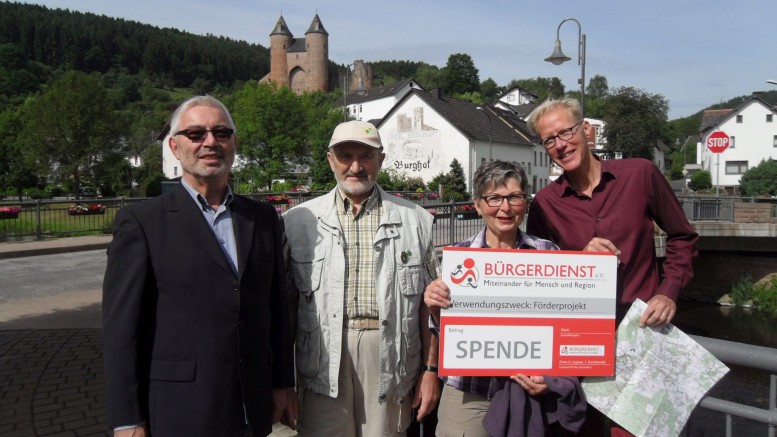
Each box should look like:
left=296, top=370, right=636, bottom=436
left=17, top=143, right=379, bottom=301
left=424, top=279, right=450, bottom=324
left=511, top=374, right=548, bottom=396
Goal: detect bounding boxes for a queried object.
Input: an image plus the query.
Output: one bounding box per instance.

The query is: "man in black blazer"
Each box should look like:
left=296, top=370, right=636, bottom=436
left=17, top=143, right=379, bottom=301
left=102, top=96, right=294, bottom=437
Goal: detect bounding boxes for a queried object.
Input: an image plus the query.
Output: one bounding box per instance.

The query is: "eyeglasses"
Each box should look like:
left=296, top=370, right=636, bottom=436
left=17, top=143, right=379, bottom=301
left=174, top=127, right=234, bottom=142
left=540, top=121, right=583, bottom=150
left=481, top=194, right=528, bottom=207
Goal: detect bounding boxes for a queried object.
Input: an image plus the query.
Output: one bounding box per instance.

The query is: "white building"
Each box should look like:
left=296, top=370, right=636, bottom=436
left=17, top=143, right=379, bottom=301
left=376, top=89, right=550, bottom=194
left=698, top=94, right=777, bottom=192
left=343, top=79, right=423, bottom=123
left=160, top=134, right=181, bottom=179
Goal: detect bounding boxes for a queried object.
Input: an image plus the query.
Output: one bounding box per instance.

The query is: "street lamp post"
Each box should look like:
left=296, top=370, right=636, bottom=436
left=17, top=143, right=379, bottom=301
left=476, top=106, right=493, bottom=161
left=545, top=18, right=586, bottom=117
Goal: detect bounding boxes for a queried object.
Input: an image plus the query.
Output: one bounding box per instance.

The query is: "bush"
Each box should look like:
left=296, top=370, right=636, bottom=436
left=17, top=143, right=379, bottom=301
left=377, top=168, right=406, bottom=191
left=271, top=181, right=294, bottom=192
left=729, top=275, right=755, bottom=306
left=143, top=173, right=165, bottom=197
left=753, top=275, right=777, bottom=314
left=738, top=159, right=777, bottom=197
left=688, top=170, right=712, bottom=191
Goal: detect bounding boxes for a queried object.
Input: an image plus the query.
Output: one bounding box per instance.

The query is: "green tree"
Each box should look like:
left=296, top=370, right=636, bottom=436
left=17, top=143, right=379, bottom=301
left=24, top=71, right=126, bottom=196
left=738, top=160, right=777, bottom=197
left=443, top=53, right=480, bottom=95
left=227, top=82, right=310, bottom=190
left=600, top=87, right=668, bottom=159
left=689, top=170, right=712, bottom=191
left=416, top=65, right=444, bottom=90
left=508, top=77, right=565, bottom=101
left=587, top=74, right=609, bottom=100
left=480, top=78, right=503, bottom=103
left=0, top=103, right=43, bottom=200
left=301, top=91, right=341, bottom=191
left=430, top=158, right=469, bottom=201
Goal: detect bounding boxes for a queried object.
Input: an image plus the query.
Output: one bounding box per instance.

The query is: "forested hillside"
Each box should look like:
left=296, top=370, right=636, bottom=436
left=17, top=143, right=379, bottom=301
left=0, top=1, right=270, bottom=89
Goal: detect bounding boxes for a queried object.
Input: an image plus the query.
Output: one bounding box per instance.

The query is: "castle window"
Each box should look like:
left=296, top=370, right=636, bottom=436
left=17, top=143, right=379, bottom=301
left=767, top=114, right=773, bottom=123
left=736, top=115, right=743, bottom=123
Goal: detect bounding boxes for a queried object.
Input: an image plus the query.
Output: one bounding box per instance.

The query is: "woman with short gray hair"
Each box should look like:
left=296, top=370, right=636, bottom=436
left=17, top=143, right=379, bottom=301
left=423, top=160, right=587, bottom=436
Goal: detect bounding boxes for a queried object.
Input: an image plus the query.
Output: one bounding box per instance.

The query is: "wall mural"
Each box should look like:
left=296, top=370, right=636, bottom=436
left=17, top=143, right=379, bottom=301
left=385, top=107, right=445, bottom=179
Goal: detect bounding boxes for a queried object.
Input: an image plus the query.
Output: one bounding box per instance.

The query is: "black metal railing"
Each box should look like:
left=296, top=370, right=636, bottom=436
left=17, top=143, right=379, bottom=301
left=0, top=198, right=145, bottom=241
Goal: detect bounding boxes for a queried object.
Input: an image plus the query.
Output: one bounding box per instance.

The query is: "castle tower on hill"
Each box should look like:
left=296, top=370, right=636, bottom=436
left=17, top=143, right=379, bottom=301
left=263, top=14, right=329, bottom=94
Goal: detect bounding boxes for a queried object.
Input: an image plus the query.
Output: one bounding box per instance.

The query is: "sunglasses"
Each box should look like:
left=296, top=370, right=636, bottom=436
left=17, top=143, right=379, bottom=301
left=174, top=127, right=234, bottom=142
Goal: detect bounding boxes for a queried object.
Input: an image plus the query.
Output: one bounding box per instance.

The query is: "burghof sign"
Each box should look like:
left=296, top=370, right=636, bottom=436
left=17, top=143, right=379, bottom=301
left=439, top=247, right=618, bottom=377
left=706, top=131, right=730, bottom=154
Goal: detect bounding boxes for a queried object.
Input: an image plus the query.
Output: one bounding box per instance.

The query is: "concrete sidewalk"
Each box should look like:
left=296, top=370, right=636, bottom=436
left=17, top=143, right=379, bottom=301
left=0, top=236, right=297, bottom=436
left=0, top=235, right=113, bottom=260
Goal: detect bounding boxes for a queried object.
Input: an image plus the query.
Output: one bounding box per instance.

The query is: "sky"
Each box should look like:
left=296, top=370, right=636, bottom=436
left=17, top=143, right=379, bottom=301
left=15, top=0, right=777, bottom=120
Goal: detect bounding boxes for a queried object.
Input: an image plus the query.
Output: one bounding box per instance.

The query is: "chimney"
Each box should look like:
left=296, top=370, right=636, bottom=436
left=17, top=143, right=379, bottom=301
left=431, top=88, right=443, bottom=99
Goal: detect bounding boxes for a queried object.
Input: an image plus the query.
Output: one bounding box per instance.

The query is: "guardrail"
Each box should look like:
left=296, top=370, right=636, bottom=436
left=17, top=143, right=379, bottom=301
left=0, top=198, right=146, bottom=241
left=0, top=194, right=486, bottom=245
left=688, top=335, right=777, bottom=437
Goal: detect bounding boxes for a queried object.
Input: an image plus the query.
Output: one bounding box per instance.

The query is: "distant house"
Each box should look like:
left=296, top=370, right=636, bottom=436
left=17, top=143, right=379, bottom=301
left=697, top=93, right=777, bottom=192
left=341, top=78, right=423, bottom=123
left=375, top=89, right=551, bottom=194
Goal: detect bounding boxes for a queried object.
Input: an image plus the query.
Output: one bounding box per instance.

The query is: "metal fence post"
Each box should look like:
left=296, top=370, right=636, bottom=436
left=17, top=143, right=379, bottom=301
left=449, top=199, right=455, bottom=245
left=770, top=374, right=776, bottom=437
left=35, top=199, right=42, bottom=240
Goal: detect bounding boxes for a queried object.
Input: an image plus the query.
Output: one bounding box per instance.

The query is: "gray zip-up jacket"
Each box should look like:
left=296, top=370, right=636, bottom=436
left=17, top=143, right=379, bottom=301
left=283, top=186, right=434, bottom=402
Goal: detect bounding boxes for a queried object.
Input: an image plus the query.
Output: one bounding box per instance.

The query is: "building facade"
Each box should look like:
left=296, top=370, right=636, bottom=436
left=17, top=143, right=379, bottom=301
left=261, top=14, right=329, bottom=94
left=376, top=89, right=549, bottom=194
left=698, top=94, right=777, bottom=191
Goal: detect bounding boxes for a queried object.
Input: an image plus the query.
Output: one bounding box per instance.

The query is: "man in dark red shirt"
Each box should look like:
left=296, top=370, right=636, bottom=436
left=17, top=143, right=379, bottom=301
left=525, top=98, right=698, bottom=437
left=526, top=97, right=697, bottom=326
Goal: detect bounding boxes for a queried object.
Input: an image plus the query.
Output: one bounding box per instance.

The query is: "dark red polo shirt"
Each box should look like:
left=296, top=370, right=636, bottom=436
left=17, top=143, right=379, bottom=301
left=526, top=158, right=698, bottom=306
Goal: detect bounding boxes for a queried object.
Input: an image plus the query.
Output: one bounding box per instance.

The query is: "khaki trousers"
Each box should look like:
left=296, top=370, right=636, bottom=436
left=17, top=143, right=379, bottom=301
left=435, top=384, right=491, bottom=437
left=298, top=327, right=411, bottom=437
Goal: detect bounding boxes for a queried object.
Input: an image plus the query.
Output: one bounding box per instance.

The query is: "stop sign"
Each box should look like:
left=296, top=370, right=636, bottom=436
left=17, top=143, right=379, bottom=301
left=707, top=131, right=730, bottom=154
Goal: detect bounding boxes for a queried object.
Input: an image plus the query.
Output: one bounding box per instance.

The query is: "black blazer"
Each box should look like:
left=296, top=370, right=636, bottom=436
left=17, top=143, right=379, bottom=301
left=102, top=184, right=294, bottom=437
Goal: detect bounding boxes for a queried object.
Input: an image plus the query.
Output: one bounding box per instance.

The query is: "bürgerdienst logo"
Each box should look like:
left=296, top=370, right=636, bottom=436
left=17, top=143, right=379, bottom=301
left=450, top=257, right=479, bottom=288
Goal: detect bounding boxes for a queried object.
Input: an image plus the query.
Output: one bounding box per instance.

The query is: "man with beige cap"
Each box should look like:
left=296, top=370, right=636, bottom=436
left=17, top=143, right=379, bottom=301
left=281, top=120, right=440, bottom=436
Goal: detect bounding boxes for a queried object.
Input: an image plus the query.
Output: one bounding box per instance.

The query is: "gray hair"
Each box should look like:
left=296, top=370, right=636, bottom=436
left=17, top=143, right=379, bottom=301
left=169, top=95, right=237, bottom=135
left=473, top=160, right=528, bottom=199
left=526, top=98, right=582, bottom=136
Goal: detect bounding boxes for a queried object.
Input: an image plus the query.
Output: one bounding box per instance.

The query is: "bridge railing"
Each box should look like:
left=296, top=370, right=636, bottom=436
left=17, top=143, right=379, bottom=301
left=688, top=335, right=777, bottom=437
left=679, top=196, right=735, bottom=221
left=0, top=194, right=486, bottom=244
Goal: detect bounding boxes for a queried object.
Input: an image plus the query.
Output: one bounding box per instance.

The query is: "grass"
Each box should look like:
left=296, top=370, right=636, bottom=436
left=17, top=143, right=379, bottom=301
left=728, top=273, right=777, bottom=314
left=753, top=276, right=777, bottom=314
left=0, top=203, right=117, bottom=239
left=729, top=274, right=755, bottom=305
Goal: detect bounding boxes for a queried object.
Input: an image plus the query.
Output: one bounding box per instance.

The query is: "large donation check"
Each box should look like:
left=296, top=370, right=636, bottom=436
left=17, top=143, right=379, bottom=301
left=439, top=247, right=617, bottom=377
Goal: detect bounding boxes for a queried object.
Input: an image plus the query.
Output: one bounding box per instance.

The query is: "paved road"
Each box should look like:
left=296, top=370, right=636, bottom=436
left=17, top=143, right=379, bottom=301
left=0, top=250, right=105, bottom=329
left=0, top=250, right=105, bottom=301
left=0, top=240, right=297, bottom=436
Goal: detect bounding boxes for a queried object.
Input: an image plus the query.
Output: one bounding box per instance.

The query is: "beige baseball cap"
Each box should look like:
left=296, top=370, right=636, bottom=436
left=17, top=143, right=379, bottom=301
left=328, top=120, right=383, bottom=149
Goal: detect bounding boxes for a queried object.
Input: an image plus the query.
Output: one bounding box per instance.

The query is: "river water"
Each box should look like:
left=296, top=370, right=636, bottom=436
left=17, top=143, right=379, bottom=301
left=672, top=300, right=776, bottom=436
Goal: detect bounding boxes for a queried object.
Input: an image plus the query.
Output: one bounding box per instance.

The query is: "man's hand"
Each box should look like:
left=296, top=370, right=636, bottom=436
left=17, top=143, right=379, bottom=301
left=583, top=237, right=621, bottom=262
left=640, top=294, right=676, bottom=328
left=412, top=370, right=440, bottom=421
left=272, top=388, right=289, bottom=424
left=280, top=388, right=299, bottom=430
left=114, top=425, right=148, bottom=437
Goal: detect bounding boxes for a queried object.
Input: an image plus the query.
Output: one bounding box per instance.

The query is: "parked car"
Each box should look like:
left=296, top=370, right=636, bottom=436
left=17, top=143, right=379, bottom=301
left=79, top=187, right=96, bottom=198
